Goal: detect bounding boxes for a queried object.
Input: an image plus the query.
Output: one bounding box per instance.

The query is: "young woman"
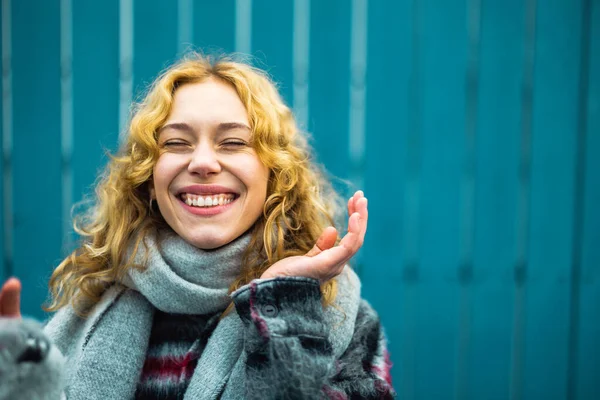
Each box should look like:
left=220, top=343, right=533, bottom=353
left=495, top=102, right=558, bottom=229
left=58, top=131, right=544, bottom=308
left=0, top=54, right=395, bottom=399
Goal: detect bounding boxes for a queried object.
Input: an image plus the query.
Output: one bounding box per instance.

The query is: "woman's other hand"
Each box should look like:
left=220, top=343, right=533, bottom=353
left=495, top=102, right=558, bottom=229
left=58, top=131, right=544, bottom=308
left=260, top=190, right=368, bottom=283
left=0, top=277, right=22, bottom=318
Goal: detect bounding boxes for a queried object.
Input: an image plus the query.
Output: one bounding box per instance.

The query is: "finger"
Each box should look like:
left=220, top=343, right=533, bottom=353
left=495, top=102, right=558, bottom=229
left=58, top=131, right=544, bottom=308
left=309, top=245, right=353, bottom=280
left=355, top=197, right=369, bottom=242
left=348, top=190, right=364, bottom=216
left=0, top=278, right=22, bottom=318
left=306, top=226, right=338, bottom=257
left=338, top=213, right=361, bottom=254
left=348, top=211, right=361, bottom=233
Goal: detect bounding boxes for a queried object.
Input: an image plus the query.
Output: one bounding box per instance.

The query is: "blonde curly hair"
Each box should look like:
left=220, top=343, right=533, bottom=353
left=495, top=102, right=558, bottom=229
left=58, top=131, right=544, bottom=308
left=45, top=53, right=344, bottom=315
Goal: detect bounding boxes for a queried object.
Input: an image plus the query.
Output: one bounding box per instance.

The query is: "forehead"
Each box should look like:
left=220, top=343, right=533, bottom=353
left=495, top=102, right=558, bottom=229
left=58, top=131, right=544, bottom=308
left=167, top=78, right=248, bottom=125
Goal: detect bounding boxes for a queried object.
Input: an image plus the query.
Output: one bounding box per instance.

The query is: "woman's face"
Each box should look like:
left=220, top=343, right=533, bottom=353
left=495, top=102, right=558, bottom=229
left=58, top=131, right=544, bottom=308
left=151, top=78, right=269, bottom=249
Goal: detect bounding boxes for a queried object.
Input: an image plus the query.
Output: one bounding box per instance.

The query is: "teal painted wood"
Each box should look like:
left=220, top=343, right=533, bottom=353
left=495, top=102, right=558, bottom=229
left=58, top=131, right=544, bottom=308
left=192, top=0, right=235, bottom=55
left=308, top=0, right=351, bottom=188
left=0, top=0, right=5, bottom=283
left=417, top=0, right=467, bottom=397
left=576, top=2, right=599, bottom=398
left=133, top=0, right=178, bottom=99
left=11, top=0, right=63, bottom=317
left=469, top=0, right=523, bottom=398
left=524, top=0, right=582, bottom=397
left=363, top=0, right=412, bottom=397
left=251, top=0, right=294, bottom=106
left=71, top=0, right=120, bottom=246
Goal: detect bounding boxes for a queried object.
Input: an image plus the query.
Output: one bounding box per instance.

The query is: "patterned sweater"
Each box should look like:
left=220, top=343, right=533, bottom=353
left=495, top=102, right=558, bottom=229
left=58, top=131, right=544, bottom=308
left=135, top=278, right=395, bottom=399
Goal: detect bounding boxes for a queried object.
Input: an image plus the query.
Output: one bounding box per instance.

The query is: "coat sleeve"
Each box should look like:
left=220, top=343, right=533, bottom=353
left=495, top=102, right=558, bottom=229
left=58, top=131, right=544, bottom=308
left=232, top=277, right=396, bottom=399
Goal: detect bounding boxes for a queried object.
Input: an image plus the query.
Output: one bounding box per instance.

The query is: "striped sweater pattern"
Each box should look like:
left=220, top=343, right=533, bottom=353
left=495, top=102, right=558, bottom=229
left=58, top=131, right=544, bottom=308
left=135, top=311, right=219, bottom=399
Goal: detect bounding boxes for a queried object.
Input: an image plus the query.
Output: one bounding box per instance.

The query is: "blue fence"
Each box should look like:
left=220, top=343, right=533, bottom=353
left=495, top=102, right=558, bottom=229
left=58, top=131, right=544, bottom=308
left=1, top=1, right=599, bottom=399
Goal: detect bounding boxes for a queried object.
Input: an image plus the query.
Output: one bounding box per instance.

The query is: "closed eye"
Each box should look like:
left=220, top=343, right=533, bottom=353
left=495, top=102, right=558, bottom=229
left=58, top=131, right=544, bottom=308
left=162, top=140, right=189, bottom=148
left=222, top=140, right=248, bottom=148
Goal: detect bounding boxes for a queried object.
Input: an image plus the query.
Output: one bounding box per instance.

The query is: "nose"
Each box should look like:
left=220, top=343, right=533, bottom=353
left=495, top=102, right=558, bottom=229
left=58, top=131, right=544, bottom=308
left=187, top=143, right=222, bottom=177
left=17, top=334, right=49, bottom=363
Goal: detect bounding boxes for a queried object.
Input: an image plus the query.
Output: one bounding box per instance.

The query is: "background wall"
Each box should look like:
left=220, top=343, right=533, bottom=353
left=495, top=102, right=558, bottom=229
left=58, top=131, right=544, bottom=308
left=1, top=0, right=599, bottom=399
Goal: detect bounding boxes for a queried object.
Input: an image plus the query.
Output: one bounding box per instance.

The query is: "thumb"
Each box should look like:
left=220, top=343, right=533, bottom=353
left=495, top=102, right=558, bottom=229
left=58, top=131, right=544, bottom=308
left=306, top=227, right=338, bottom=257
left=0, top=277, right=22, bottom=318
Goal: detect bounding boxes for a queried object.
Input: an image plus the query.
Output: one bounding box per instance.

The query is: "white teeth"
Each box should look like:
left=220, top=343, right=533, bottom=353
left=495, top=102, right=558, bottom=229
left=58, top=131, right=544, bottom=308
left=182, top=193, right=235, bottom=208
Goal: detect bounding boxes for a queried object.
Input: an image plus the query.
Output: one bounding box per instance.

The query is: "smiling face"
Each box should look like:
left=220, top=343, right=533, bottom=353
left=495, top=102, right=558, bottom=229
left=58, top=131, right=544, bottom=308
left=151, top=78, right=270, bottom=249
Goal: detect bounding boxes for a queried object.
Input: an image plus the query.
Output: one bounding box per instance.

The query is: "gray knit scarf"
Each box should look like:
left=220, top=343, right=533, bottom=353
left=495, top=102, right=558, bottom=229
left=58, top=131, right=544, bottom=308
left=44, top=230, right=362, bottom=400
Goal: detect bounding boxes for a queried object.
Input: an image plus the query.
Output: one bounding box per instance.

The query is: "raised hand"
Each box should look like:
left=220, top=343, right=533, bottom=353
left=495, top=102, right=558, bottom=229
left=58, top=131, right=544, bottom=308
left=0, top=277, right=22, bottom=318
left=260, top=190, right=368, bottom=283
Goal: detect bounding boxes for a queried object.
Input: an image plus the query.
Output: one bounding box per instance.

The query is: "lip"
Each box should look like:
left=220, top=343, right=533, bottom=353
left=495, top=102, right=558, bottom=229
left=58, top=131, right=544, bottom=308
left=176, top=184, right=239, bottom=196
left=178, top=196, right=237, bottom=216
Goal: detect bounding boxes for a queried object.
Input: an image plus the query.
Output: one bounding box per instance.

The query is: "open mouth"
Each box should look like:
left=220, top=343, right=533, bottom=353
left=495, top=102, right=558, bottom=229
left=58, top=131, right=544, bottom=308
left=178, top=193, right=238, bottom=208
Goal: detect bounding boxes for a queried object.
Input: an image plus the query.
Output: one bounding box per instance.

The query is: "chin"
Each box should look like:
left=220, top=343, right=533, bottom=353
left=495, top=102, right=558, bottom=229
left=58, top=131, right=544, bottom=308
left=184, top=231, right=237, bottom=250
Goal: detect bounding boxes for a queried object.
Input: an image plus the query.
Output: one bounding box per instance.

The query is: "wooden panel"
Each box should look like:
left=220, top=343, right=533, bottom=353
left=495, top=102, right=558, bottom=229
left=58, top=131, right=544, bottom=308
left=133, top=0, right=178, bottom=98
left=251, top=0, right=294, bottom=106
left=523, top=0, right=582, bottom=397
left=363, top=0, right=412, bottom=393
left=71, top=0, right=120, bottom=240
left=308, top=0, right=351, bottom=188
left=468, top=0, right=523, bottom=398
left=577, top=1, right=600, bottom=398
left=0, top=1, right=5, bottom=282
left=416, top=0, right=467, bottom=397
left=192, top=0, right=235, bottom=55
left=11, top=0, right=62, bottom=318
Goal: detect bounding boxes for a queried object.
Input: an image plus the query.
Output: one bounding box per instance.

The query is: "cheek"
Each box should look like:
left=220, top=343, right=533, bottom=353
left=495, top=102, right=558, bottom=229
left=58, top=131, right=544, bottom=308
left=239, top=160, right=269, bottom=203
left=153, top=156, right=178, bottom=194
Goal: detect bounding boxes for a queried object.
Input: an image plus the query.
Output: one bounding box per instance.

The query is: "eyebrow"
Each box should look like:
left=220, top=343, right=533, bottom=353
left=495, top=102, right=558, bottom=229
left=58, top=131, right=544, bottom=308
left=158, top=121, right=251, bottom=134
left=216, top=122, right=251, bottom=133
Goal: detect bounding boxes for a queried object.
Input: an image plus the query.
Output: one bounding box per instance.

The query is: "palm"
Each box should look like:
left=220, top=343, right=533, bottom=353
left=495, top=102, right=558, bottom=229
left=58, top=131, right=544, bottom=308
left=261, top=191, right=368, bottom=283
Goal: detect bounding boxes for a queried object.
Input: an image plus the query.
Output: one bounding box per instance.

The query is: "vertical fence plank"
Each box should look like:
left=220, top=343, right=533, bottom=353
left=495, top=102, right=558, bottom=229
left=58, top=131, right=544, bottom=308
left=133, top=0, right=177, bottom=99
left=416, top=0, right=467, bottom=397
left=192, top=0, right=235, bottom=55
left=577, top=1, right=600, bottom=397
left=251, top=0, right=294, bottom=106
left=0, top=0, right=7, bottom=282
left=308, top=0, right=351, bottom=189
left=469, top=1, right=523, bottom=398
left=455, top=0, right=480, bottom=397
left=11, top=0, right=62, bottom=318
left=524, top=0, right=582, bottom=398
left=510, top=1, right=536, bottom=398
left=71, top=0, right=120, bottom=244
left=292, top=0, right=309, bottom=129
left=59, top=0, right=73, bottom=253
left=234, top=0, right=252, bottom=54
left=567, top=0, right=592, bottom=399
left=364, top=0, right=413, bottom=392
